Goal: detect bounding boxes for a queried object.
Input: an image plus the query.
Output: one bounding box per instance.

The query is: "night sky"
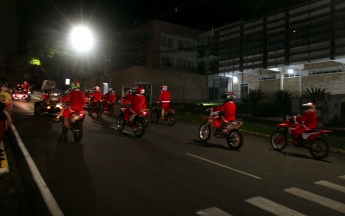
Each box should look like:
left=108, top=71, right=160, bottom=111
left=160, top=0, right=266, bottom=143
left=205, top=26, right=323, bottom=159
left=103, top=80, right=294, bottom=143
left=18, top=0, right=312, bottom=50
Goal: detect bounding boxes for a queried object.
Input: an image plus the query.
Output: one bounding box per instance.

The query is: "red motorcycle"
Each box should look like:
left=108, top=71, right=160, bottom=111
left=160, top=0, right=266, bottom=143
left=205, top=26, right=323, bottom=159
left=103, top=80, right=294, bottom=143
left=270, top=119, right=332, bottom=160
left=116, top=104, right=149, bottom=138
left=151, top=103, right=176, bottom=126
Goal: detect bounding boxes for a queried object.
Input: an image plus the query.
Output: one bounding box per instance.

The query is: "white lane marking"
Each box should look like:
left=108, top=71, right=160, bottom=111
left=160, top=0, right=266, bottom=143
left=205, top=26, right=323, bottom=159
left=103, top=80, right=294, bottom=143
left=186, top=153, right=262, bottom=180
left=11, top=124, right=64, bottom=216
left=196, top=207, right=232, bottom=216
left=109, top=126, right=132, bottom=134
left=338, top=175, right=345, bottom=180
left=245, top=196, right=306, bottom=216
left=315, top=180, right=345, bottom=193
left=284, top=187, right=345, bottom=214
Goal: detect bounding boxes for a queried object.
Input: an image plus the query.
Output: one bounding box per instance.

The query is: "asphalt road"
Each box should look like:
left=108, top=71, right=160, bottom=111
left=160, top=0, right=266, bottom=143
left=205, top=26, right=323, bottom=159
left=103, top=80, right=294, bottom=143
left=10, top=93, right=345, bottom=216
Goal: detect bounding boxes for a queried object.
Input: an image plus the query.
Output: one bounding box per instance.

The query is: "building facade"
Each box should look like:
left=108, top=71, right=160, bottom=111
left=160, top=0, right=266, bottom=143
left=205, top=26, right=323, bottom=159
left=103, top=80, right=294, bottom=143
left=197, top=0, right=345, bottom=101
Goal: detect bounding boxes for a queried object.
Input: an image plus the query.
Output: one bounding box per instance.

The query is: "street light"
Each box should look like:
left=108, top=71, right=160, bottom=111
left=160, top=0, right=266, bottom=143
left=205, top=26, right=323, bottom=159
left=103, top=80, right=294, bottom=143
left=70, top=27, right=94, bottom=52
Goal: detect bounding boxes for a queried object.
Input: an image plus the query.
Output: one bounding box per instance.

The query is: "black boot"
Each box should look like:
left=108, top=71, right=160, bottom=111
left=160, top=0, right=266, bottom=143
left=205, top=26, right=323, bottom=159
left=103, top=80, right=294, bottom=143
left=215, top=127, right=221, bottom=137
left=297, top=137, right=304, bottom=146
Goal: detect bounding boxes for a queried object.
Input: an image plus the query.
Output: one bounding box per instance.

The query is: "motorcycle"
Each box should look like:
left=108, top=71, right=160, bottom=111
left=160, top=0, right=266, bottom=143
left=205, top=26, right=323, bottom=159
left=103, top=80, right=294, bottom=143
left=198, top=111, right=244, bottom=150
left=62, top=111, right=85, bottom=142
left=270, top=119, right=332, bottom=160
left=88, top=97, right=103, bottom=118
left=151, top=103, right=176, bottom=126
left=116, top=104, right=148, bottom=138
left=103, top=101, right=114, bottom=115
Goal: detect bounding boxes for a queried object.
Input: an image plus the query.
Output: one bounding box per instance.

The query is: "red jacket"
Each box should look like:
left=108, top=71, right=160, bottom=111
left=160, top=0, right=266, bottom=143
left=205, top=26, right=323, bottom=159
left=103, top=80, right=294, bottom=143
left=211, top=101, right=236, bottom=122
left=158, top=90, right=170, bottom=103
left=61, top=89, right=86, bottom=112
left=103, top=93, right=109, bottom=99
left=294, top=111, right=317, bottom=130
left=107, top=94, right=116, bottom=103
left=90, top=90, right=102, bottom=101
left=23, top=84, right=29, bottom=90
left=122, top=94, right=146, bottom=112
left=121, top=94, right=132, bottom=105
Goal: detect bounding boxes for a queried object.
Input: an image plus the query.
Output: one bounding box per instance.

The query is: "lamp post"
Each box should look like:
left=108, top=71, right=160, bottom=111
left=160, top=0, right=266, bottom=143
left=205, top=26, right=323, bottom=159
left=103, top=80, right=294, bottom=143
left=70, top=27, right=94, bottom=52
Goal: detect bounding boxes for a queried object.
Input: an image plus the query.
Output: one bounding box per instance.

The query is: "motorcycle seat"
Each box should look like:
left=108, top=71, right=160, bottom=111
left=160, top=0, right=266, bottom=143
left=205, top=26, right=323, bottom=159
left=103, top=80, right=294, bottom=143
left=304, top=129, right=322, bottom=133
left=222, top=121, right=237, bottom=125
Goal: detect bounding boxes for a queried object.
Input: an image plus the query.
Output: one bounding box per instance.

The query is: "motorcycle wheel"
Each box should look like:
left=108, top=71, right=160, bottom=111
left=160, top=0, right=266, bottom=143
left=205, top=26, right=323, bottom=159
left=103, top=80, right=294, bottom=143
left=108, top=109, right=113, bottom=115
left=34, top=104, right=42, bottom=116
left=88, top=105, right=93, bottom=116
left=97, top=107, right=103, bottom=118
left=151, top=110, right=159, bottom=123
left=61, top=120, right=68, bottom=135
left=166, top=113, right=175, bottom=126
left=199, top=123, right=211, bottom=141
left=309, top=138, right=330, bottom=160
left=116, top=115, right=125, bottom=132
left=270, top=131, right=288, bottom=151
left=227, top=129, right=244, bottom=150
left=142, top=116, right=149, bottom=128
left=73, top=120, right=83, bottom=142
left=133, top=119, right=145, bottom=138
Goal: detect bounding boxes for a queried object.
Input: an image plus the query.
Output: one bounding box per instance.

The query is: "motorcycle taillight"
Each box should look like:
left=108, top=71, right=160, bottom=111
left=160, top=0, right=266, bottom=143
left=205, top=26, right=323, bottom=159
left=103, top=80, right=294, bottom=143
left=79, top=113, right=84, bottom=118
left=143, top=112, right=147, bottom=115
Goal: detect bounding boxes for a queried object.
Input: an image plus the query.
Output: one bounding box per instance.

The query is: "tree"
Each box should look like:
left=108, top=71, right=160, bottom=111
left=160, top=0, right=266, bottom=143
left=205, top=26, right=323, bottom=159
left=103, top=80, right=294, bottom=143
left=26, top=36, right=103, bottom=87
left=245, top=89, right=265, bottom=117
left=273, top=90, right=293, bottom=121
left=302, top=87, right=326, bottom=103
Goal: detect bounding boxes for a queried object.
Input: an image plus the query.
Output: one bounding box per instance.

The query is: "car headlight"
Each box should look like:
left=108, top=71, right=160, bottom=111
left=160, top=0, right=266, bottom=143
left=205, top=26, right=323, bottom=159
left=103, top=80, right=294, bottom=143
left=53, top=93, right=58, bottom=96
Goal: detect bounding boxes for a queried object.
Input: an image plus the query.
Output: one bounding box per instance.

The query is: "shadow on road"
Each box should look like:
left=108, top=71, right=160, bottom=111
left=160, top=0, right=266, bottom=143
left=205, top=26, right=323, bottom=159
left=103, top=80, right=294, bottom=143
left=89, top=114, right=116, bottom=131
left=269, top=149, right=332, bottom=163
left=44, top=137, right=96, bottom=216
left=188, top=139, right=232, bottom=151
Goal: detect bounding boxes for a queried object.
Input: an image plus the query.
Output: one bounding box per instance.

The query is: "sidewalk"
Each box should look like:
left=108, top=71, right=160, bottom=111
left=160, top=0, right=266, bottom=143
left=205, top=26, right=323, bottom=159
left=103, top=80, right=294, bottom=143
left=0, top=131, right=33, bottom=216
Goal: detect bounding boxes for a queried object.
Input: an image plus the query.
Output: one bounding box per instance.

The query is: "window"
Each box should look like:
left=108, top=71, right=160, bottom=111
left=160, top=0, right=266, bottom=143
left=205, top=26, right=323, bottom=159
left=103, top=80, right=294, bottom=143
left=259, top=74, right=276, bottom=80
left=161, top=57, right=173, bottom=67
left=284, top=71, right=300, bottom=78
left=267, top=35, right=284, bottom=51
left=177, top=59, right=194, bottom=70
left=178, top=40, right=195, bottom=51
left=161, top=37, right=174, bottom=48
left=309, top=67, right=345, bottom=75
left=240, top=83, right=249, bottom=97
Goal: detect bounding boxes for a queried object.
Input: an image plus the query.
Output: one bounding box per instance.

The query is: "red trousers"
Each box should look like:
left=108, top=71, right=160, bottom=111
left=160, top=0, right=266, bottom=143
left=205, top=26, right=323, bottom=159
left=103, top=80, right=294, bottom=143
left=291, top=125, right=308, bottom=138
left=63, top=107, right=82, bottom=119
left=161, top=103, right=169, bottom=110
left=124, top=108, right=138, bottom=121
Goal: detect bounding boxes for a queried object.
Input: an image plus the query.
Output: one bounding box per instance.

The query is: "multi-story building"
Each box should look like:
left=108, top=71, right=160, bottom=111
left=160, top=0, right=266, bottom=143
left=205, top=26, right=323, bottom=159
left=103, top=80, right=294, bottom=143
left=198, top=0, right=345, bottom=101
left=103, top=19, right=208, bottom=104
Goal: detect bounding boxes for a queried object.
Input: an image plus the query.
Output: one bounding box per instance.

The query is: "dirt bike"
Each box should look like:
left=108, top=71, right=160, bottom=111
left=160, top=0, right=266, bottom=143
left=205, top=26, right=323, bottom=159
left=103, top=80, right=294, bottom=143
left=88, top=98, right=103, bottom=118
left=198, top=111, right=244, bottom=150
left=270, top=119, right=332, bottom=160
left=116, top=105, right=149, bottom=138
left=61, top=111, right=85, bottom=142
left=151, top=103, right=176, bottom=126
left=102, top=101, right=114, bottom=115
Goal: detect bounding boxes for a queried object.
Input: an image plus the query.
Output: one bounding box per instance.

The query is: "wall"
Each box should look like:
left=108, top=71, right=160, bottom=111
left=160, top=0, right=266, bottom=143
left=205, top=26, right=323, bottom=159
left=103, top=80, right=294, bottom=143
left=233, top=73, right=260, bottom=96
left=304, top=61, right=344, bottom=70
left=303, top=73, right=345, bottom=94
left=283, top=77, right=299, bottom=95
left=109, top=65, right=207, bottom=102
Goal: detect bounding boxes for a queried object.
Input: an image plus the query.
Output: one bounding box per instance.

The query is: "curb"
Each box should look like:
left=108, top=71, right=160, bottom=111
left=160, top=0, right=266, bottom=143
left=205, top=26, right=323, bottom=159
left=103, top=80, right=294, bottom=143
left=176, top=118, right=345, bottom=155
left=0, top=140, right=9, bottom=175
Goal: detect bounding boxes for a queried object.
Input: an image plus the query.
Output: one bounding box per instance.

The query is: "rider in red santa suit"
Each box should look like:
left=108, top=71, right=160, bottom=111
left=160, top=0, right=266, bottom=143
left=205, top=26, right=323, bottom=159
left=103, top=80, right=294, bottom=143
left=157, top=85, right=170, bottom=119
left=60, top=81, right=86, bottom=127
left=102, top=88, right=112, bottom=108
left=89, top=86, right=102, bottom=107
left=206, top=92, right=236, bottom=136
left=290, top=102, right=317, bottom=146
left=107, top=90, right=116, bottom=104
left=23, top=81, right=29, bottom=91
left=121, top=87, right=146, bottom=124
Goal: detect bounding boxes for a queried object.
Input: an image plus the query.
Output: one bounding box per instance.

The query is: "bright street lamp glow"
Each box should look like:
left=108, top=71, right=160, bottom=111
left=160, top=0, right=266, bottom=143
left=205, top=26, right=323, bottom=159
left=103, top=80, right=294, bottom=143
left=233, top=76, right=238, bottom=83
left=71, top=27, right=94, bottom=51
left=288, top=69, right=293, bottom=74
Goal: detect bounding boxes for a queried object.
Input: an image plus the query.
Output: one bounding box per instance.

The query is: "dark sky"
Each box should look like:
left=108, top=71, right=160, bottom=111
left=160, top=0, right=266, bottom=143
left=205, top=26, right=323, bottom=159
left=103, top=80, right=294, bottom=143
left=18, top=0, right=312, bottom=50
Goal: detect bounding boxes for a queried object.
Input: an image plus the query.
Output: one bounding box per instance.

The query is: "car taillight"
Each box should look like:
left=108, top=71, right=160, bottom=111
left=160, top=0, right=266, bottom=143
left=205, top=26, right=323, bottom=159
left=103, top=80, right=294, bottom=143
left=47, top=106, right=51, bottom=109
left=79, top=113, right=84, bottom=118
left=143, top=112, right=147, bottom=115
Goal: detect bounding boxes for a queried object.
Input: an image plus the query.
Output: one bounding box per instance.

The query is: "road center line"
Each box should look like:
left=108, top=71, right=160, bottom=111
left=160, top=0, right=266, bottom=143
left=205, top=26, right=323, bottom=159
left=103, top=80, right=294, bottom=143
left=245, top=196, right=306, bottom=216
left=186, top=153, right=262, bottom=180
left=11, top=124, right=64, bottom=216
left=338, top=175, right=345, bottom=180
left=315, top=180, right=345, bottom=193
left=284, top=187, right=345, bottom=214
left=196, top=207, right=232, bottom=215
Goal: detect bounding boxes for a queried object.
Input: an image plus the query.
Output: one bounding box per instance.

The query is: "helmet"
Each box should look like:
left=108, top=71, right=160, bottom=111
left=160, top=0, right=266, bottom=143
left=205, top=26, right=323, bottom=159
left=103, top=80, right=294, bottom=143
left=302, top=102, right=316, bottom=112
left=17, top=84, right=21, bottom=86
left=109, top=90, right=114, bottom=94
left=226, top=92, right=235, bottom=102
left=24, top=81, right=28, bottom=84
left=140, top=88, right=145, bottom=95
left=94, top=86, right=100, bottom=91
left=162, top=85, right=167, bottom=91
left=108, top=88, right=113, bottom=91
left=71, top=81, right=80, bottom=90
